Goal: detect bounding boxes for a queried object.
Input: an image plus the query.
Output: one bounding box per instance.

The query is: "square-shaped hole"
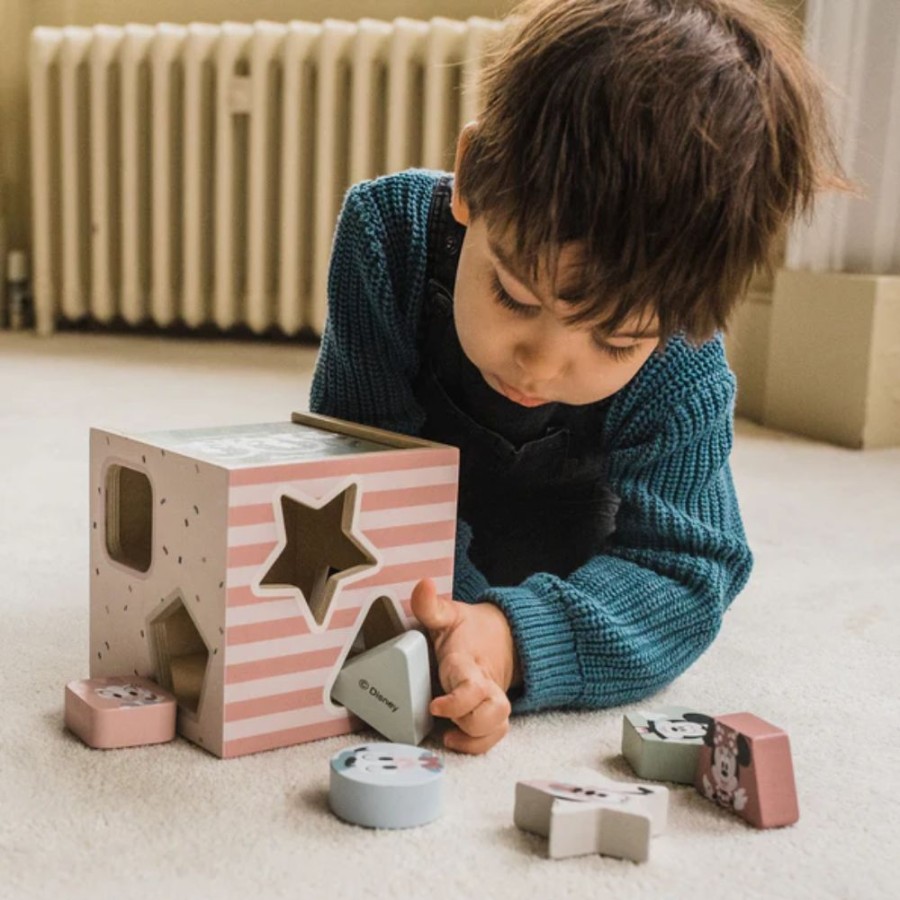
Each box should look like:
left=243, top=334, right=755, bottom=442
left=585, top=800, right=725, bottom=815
left=105, top=464, right=152, bottom=573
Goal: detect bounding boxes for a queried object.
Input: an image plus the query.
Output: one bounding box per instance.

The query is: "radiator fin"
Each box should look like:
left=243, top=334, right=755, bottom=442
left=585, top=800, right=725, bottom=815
left=29, top=17, right=507, bottom=337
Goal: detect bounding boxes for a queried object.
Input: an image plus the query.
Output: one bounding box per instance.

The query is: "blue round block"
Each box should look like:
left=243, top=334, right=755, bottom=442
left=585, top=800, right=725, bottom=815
left=328, top=742, right=445, bottom=829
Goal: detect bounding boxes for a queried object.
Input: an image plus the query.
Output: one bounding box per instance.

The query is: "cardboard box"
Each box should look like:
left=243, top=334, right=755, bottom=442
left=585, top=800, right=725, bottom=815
left=725, top=291, right=772, bottom=424
left=764, top=270, right=900, bottom=448
left=89, top=412, right=459, bottom=758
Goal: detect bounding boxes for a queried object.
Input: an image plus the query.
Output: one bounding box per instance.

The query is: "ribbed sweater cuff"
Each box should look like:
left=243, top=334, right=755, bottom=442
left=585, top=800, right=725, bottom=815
left=482, top=574, right=584, bottom=714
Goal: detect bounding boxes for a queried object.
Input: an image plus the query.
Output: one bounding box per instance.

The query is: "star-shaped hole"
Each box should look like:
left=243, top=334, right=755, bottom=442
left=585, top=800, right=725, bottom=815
left=259, top=485, right=378, bottom=626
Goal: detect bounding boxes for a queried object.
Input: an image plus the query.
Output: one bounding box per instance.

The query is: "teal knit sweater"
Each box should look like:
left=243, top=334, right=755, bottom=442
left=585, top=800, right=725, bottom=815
left=310, top=169, right=753, bottom=714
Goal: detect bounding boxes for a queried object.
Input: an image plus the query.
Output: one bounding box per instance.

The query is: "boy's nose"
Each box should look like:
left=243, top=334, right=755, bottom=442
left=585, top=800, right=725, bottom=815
left=513, top=336, right=566, bottom=385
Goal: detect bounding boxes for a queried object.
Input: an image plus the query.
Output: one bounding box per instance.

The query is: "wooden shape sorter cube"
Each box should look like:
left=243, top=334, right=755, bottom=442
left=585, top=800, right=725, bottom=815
left=622, top=706, right=713, bottom=784
left=89, top=412, right=459, bottom=759
left=695, top=713, right=799, bottom=829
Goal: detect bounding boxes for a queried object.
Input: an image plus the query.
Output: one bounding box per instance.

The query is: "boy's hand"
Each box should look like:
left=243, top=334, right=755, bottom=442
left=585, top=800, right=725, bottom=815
left=411, top=577, right=520, bottom=755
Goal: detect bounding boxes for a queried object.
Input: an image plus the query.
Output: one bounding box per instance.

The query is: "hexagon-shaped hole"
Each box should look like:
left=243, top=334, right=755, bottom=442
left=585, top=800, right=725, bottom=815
left=148, top=593, right=210, bottom=715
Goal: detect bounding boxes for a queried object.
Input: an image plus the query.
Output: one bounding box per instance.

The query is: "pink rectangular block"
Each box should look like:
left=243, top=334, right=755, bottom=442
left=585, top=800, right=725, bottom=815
left=695, top=712, right=799, bottom=828
left=65, top=677, right=177, bottom=749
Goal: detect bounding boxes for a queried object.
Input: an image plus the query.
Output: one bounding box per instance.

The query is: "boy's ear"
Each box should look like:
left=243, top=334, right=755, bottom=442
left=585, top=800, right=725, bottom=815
left=451, top=121, right=478, bottom=227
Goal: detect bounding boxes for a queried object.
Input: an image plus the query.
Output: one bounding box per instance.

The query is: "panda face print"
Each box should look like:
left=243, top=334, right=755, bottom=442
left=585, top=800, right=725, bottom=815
left=546, top=783, right=628, bottom=805
left=95, top=684, right=161, bottom=706
left=353, top=750, right=412, bottom=773
left=330, top=744, right=444, bottom=789
left=333, top=744, right=443, bottom=776
left=541, top=781, right=657, bottom=808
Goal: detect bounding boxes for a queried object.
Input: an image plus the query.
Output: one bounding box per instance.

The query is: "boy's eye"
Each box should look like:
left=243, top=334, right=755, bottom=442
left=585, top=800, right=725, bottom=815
left=491, top=270, right=641, bottom=363
left=592, top=337, right=640, bottom=362
left=490, top=272, right=540, bottom=318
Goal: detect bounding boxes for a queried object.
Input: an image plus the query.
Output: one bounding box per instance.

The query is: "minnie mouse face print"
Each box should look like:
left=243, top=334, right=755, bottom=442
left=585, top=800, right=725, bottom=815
left=701, top=721, right=751, bottom=812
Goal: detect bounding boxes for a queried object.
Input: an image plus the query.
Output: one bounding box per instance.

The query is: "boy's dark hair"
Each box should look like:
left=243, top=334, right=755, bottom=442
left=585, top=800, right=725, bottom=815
left=456, top=0, right=854, bottom=342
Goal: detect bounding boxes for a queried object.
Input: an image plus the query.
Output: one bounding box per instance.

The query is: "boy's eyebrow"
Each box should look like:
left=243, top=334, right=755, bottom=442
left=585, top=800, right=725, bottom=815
left=489, top=237, right=660, bottom=339
left=488, top=239, right=538, bottom=292
left=488, top=238, right=589, bottom=303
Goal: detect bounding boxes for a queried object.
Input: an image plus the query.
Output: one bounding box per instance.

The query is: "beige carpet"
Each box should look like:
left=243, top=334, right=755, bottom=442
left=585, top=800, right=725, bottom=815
left=1, top=331, right=897, bottom=900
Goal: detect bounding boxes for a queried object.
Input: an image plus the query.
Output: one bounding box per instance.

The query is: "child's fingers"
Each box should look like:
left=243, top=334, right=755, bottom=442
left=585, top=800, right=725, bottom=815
left=430, top=679, right=486, bottom=721
left=433, top=651, right=487, bottom=707
left=431, top=670, right=488, bottom=722
left=451, top=686, right=511, bottom=738
left=432, top=654, right=510, bottom=737
left=443, top=720, right=510, bottom=755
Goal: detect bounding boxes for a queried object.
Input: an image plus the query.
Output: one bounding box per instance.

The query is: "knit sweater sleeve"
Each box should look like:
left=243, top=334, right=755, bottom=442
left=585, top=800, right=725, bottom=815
left=309, top=177, right=427, bottom=436
left=479, top=337, right=754, bottom=713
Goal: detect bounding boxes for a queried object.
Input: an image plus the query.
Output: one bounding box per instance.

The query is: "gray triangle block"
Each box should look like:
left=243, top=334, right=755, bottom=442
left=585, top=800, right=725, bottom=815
left=332, top=630, right=433, bottom=745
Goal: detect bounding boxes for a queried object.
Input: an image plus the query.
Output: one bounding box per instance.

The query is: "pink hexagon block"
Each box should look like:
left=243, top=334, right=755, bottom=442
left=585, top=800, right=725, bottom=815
left=695, top=712, right=799, bottom=829
left=64, top=676, right=177, bottom=749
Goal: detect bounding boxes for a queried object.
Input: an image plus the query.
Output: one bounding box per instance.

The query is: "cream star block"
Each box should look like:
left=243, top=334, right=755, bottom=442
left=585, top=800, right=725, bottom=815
left=514, top=777, right=669, bottom=862
left=331, top=630, right=433, bottom=745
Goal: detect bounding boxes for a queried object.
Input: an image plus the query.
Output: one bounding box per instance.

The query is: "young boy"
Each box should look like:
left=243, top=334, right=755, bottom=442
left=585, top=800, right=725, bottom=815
left=310, top=0, right=846, bottom=754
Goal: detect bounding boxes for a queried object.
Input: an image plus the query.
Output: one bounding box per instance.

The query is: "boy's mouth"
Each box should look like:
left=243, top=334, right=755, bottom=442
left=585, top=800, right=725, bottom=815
left=492, top=375, right=551, bottom=407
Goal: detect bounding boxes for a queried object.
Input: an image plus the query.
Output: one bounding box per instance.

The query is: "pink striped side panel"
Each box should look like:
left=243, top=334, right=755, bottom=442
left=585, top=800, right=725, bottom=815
left=221, top=447, right=458, bottom=758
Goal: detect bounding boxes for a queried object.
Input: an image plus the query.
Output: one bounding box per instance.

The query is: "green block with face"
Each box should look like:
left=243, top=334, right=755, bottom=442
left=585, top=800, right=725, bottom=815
left=621, top=706, right=713, bottom=784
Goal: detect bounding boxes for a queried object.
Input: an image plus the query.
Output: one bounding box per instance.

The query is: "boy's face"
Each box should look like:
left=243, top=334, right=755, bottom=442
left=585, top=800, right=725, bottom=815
left=452, top=215, right=660, bottom=408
